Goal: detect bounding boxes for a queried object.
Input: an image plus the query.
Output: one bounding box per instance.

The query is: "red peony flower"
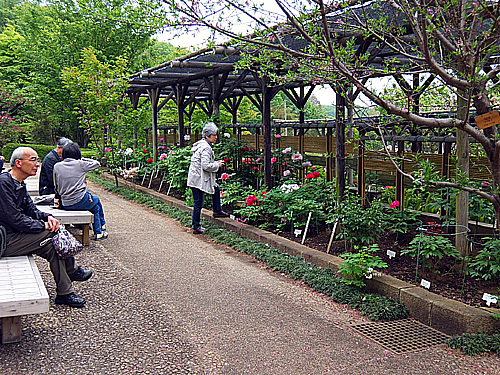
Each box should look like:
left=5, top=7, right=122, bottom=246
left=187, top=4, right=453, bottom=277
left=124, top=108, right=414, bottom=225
left=313, top=171, right=320, bottom=178
left=146, top=158, right=153, bottom=163
left=221, top=173, right=229, bottom=180
left=306, top=173, right=315, bottom=179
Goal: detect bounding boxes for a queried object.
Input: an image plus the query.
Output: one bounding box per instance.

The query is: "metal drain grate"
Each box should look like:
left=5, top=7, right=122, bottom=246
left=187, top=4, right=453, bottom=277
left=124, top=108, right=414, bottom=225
left=351, top=319, right=450, bottom=353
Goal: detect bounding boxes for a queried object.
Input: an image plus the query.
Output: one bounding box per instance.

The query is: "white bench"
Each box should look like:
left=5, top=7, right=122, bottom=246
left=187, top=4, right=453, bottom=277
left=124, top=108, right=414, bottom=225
left=0, top=255, right=49, bottom=344
left=36, top=206, right=93, bottom=245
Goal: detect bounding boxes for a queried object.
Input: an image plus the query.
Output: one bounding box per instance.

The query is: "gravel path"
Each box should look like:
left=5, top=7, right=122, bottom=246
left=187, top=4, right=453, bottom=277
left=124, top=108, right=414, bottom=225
left=1, top=181, right=499, bottom=374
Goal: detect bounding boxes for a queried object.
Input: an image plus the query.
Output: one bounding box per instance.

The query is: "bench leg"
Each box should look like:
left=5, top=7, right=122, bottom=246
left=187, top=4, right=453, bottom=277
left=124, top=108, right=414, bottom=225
left=82, top=224, right=90, bottom=245
left=1, top=316, right=22, bottom=344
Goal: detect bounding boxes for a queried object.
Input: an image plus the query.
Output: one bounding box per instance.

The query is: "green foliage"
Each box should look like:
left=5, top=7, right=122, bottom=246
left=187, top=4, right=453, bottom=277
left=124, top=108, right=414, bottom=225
left=160, top=146, right=192, bottom=197
left=447, top=333, right=500, bottom=355
left=469, top=238, right=500, bottom=282
left=89, top=172, right=408, bottom=322
left=236, top=179, right=336, bottom=231
left=1, top=142, right=95, bottom=161
left=402, top=233, right=461, bottom=273
left=338, top=244, right=388, bottom=287
left=333, top=193, right=385, bottom=248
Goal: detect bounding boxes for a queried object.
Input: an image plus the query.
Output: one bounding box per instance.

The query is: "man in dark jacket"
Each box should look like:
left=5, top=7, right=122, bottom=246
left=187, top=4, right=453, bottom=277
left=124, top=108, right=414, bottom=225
left=0, top=146, right=92, bottom=308
left=39, top=137, right=72, bottom=196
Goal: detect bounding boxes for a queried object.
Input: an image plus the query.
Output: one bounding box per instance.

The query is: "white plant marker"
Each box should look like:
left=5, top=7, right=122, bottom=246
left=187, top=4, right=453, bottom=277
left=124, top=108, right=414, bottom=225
left=229, top=214, right=235, bottom=220
left=482, top=293, right=498, bottom=307
left=294, top=229, right=302, bottom=237
left=301, top=212, right=312, bottom=245
left=420, top=279, right=431, bottom=289
left=387, top=250, right=396, bottom=260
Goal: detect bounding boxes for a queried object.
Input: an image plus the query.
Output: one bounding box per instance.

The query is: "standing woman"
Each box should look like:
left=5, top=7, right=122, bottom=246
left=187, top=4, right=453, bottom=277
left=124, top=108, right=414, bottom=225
left=53, top=142, right=108, bottom=240
left=187, top=122, right=229, bottom=234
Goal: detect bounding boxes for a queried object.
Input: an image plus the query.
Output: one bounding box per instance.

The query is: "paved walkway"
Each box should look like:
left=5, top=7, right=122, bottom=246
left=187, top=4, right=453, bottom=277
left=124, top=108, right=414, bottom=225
left=1, top=181, right=499, bottom=374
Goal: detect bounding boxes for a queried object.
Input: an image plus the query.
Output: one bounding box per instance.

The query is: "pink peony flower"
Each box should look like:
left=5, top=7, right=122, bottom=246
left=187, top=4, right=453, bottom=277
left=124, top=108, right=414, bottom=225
left=283, top=170, right=291, bottom=177
left=105, top=147, right=111, bottom=152
left=275, top=134, right=282, bottom=138
left=221, top=173, right=229, bottom=180
left=271, top=157, right=277, bottom=163
left=390, top=201, right=400, bottom=209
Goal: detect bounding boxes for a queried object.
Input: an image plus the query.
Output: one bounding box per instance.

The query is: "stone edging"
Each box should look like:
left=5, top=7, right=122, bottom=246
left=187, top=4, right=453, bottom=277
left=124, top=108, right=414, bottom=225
left=99, top=174, right=500, bottom=336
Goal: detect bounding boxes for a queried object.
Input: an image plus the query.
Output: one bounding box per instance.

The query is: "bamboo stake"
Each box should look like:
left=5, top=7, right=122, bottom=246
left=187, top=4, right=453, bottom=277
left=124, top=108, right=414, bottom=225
left=327, top=218, right=339, bottom=254
left=147, top=169, right=155, bottom=189
left=301, top=212, right=312, bottom=245
left=158, top=172, right=166, bottom=192
left=166, top=176, right=175, bottom=196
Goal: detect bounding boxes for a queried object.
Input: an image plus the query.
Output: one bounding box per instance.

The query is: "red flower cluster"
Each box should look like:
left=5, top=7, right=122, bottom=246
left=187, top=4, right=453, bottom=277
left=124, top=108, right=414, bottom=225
left=146, top=158, right=153, bottom=163
left=306, top=171, right=321, bottom=179
left=246, top=194, right=259, bottom=206
left=224, top=157, right=231, bottom=163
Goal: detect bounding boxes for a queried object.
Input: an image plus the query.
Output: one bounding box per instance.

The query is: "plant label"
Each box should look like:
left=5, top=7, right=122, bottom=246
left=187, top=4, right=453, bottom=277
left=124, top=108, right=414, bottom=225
left=420, top=279, right=431, bottom=289
left=482, top=293, right=499, bottom=307
left=475, top=110, right=500, bottom=130
left=294, top=229, right=302, bottom=237
left=387, top=250, right=396, bottom=259
left=229, top=214, right=235, bottom=220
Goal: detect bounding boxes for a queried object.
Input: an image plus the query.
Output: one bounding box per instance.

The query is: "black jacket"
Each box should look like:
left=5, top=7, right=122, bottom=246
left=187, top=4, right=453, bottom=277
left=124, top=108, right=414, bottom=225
left=0, top=172, right=49, bottom=240
left=39, top=149, right=61, bottom=195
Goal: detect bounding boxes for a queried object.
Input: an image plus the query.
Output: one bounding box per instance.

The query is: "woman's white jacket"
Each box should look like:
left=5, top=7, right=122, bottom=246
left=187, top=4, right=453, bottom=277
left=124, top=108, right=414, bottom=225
left=187, top=139, right=219, bottom=194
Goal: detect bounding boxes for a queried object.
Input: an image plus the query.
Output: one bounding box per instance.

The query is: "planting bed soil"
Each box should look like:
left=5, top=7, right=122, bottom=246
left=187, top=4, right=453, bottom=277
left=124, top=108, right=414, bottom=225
left=145, top=176, right=499, bottom=309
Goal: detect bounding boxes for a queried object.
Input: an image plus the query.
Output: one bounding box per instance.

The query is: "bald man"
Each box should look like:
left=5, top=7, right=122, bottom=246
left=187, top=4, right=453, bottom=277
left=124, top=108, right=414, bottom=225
left=0, top=147, right=92, bottom=308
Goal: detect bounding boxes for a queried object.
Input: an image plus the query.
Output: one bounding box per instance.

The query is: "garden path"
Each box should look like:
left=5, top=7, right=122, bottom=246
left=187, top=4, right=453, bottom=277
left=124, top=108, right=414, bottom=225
left=0, top=181, right=499, bottom=374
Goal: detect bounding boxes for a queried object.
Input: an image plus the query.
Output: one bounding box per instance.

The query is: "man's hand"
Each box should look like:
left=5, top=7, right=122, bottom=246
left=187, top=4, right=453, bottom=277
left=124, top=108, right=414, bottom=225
left=45, top=215, right=60, bottom=232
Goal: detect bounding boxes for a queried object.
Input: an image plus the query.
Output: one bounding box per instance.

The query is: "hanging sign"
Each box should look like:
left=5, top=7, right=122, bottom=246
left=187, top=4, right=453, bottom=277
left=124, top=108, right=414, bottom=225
left=475, top=110, right=500, bottom=130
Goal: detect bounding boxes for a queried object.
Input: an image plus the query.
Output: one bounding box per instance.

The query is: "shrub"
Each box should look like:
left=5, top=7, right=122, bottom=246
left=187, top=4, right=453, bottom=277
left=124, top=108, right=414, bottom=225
left=469, top=237, right=500, bottom=283
left=338, top=244, right=388, bottom=287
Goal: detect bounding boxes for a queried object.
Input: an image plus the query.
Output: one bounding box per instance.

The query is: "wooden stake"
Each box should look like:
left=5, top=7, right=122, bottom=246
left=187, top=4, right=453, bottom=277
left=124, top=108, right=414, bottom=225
left=166, top=176, right=175, bottom=196
left=327, top=218, right=339, bottom=254
left=158, top=172, right=166, bottom=192
left=147, top=169, right=155, bottom=189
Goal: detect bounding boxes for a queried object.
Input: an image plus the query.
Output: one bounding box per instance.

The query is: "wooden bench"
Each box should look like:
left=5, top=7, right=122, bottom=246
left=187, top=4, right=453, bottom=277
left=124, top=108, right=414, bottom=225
left=36, top=206, right=93, bottom=246
left=0, top=255, right=49, bottom=344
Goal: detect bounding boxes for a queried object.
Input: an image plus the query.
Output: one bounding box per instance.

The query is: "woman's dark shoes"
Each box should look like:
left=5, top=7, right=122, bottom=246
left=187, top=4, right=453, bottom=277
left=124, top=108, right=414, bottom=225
left=193, top=226, right=206, bottom=234
left=55, top=292, right=86, bottom=308
left=69, top=266, right=93, bottom=282
left=213, top=211, right=229, bottom=218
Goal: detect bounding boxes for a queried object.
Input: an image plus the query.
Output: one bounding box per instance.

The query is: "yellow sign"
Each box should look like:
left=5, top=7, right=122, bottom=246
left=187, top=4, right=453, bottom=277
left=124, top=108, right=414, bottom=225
left=475, top=110, right=500, bottom=130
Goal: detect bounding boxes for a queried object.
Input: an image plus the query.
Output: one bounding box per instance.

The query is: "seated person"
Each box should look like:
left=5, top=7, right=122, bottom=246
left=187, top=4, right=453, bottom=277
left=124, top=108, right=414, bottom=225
left=0, top=147, right=92, bottom=308
left=54, top=143, right=108, bottom=240
left=0, top=155, right=4, bottom=172
left=39, top=137, right=72, bottom=196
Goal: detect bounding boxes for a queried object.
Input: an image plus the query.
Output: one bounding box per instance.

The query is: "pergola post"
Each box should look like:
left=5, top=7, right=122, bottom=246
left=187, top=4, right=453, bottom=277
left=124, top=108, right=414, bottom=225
left=335, top=84, right=347, bottom=200
left=395, top=140, right=405, bottom=208
left=147, top=87, right=160, bottom=161
left=262, top=80, right=273, bottom=188
left=456, top=90, right=469, bottom=255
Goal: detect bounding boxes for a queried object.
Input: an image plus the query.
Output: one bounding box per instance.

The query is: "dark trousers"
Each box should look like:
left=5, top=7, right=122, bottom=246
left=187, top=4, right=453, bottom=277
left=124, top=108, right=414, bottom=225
left=191, top=186, right=222, bottom=229
left=5, top=231, right=77, bottom=295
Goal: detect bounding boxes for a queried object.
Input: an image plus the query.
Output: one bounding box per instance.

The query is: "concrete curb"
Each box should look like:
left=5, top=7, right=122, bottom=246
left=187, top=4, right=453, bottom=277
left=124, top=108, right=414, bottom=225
left=99, top=173, right=500, bottom=336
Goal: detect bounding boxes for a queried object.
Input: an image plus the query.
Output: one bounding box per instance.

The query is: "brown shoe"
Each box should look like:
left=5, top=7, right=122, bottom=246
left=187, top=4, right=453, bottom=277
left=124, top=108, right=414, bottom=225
left=213, top=211, right=229, bottom=218
left=193, top=226, right=205, bottom=234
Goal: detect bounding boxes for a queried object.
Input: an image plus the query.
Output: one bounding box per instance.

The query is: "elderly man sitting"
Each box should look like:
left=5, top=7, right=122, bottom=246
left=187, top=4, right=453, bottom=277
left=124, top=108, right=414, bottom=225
left=0, top=147, right=92, bottom=308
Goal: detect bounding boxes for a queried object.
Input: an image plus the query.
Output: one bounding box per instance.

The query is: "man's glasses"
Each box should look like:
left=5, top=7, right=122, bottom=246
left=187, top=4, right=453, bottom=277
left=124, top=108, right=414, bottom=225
left=21, top=157, right=41, bottom=164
